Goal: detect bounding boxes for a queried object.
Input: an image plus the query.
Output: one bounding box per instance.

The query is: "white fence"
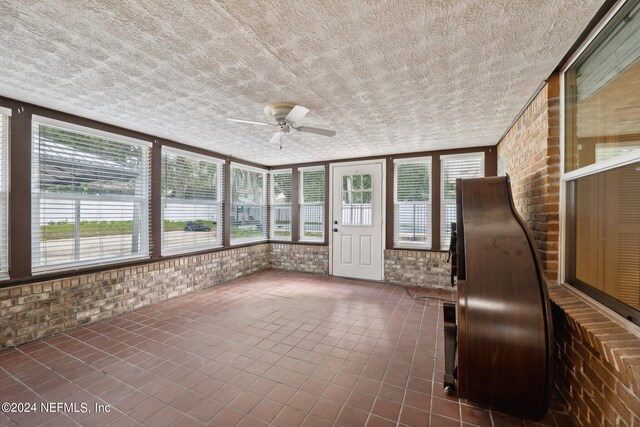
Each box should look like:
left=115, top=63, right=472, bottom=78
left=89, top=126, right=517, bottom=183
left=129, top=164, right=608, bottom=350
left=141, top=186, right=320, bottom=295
left=341, top=203, right=372, bottom=225
left=36, top=199, right=218, bottom=224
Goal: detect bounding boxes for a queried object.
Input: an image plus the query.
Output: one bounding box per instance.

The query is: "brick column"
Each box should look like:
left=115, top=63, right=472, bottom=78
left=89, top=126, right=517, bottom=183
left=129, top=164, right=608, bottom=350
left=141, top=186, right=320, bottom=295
left=497, top=74, right=561, bottom=281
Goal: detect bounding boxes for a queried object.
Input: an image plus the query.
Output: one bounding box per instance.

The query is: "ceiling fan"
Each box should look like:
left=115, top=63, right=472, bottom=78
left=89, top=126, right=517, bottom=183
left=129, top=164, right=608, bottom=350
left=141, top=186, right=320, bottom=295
left=227, top=102, right=336, bottom=149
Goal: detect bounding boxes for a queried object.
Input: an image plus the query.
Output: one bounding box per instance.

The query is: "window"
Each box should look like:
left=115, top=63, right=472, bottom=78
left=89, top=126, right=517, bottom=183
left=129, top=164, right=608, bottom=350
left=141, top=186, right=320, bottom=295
left=231, top=164, right=267, bottom=244
left=564, top=0, right=640, bottom=324
left=270, top=169, right=292, bottom=241
left=299, top=167, right=325, bottom=241
left=567, top=162, right=640, bottom=311
left=394, top=157, right=431, bottom=249
left=565, top=0, right=640, bottom=172
left=341, top=173, right=373, bottom=226
left=161, top=147, right=223, bottom=254
left=0, top=108, right=9, bottom=278
left=31, top=117, right=151, bottom=272
left=440, top=152, right=484, bottom=250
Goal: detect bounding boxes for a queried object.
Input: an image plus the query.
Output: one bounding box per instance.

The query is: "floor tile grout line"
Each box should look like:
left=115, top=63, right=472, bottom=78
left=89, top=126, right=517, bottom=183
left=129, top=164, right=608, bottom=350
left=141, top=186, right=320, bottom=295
left=108, top=275, right=390, bottom=360
left=16, top=316, right=261, bottom=424
left=321, top=283, right=399, bottom=425
left=396, top=289, right=429, bottom=427
left=356, top=285, right=420, bottom=427
left=429, top=299, right=437, bottom=427
left=2, top=348, right=92, bottom=427
left=21, top=339, right=147, bottom=425
left=212, top=278, right=406, bottom=424
left=182, top=276, right=398, bottom=425
left=64, top=283, right=328, bottom=366
left=296, top=279, right=404, bottom=427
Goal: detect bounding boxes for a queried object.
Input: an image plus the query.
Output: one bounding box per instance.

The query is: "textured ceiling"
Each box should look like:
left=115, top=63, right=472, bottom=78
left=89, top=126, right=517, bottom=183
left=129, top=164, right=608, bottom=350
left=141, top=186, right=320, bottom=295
left=0, top=0, right=605, bottom=166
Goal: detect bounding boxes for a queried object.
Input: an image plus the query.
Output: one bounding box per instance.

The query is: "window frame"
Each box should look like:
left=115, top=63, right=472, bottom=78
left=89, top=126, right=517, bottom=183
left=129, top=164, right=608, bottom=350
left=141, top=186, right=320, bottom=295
left=230, top=162, right=268, bottom=245
left=560, top=0, right=640, bottom=325
left=562, top=0, right=640, bottom=177
left=0, top=107, right=10, bottom=279
left=440, top=152, right=485, bottom=250
left=269, top=169, right=293, bottom=241
left=299, top=166, right=326, bottom=242
left=160, top=146, right=224, bottom=255
left=30, top=115, right=152, bottom=274
left=393, top=156, right=432, bottom=249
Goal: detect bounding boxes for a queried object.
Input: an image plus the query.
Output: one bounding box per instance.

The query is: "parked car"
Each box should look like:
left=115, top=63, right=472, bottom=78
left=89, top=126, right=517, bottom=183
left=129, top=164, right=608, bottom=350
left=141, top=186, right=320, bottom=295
left=184, top=221, right=211, bottom=232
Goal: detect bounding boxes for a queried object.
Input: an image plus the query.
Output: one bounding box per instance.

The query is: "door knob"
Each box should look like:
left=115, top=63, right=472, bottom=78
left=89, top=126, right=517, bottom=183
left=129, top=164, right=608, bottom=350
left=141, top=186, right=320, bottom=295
left=334, top=220, right=338, bottom=225
left=333, top=228, right=338, bottom=232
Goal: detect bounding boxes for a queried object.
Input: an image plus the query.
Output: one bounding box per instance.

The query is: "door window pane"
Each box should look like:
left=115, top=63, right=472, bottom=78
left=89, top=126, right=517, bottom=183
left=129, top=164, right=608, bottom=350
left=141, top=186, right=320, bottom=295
left=341, top=174, right=372, bottom=226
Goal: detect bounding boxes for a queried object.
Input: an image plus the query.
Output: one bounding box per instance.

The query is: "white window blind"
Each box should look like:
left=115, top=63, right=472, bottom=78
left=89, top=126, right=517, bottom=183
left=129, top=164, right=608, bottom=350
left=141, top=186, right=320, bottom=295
left=394, top=157, right=431, bottom=249
left=270, top=169, right=292, bottom=241
left=576, top=1, right=640, bottom=102
left=440, top=152, right=484, bottom=250
left=161, top=147, right=223, bottom=254
left=231, top=163, right=267, bottom=244
left=299, top=167, right=325, bottom=241
left=31, top=117, right=151, bottom=272
left=0, top=110, right=9, bottom=278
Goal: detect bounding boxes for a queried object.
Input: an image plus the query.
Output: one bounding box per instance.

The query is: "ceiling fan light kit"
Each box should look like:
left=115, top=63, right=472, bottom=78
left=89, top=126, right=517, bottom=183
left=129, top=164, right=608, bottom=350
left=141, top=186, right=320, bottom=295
left=227, top=102, right=335, bottom=149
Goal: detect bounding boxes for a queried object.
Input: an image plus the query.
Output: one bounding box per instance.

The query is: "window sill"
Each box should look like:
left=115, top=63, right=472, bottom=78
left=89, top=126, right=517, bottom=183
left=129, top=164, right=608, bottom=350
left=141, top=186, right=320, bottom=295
left=393, top=245, right=432, bottom=251
left=229, top=240, right=268, bottom=248
left=390, top=247, right=446, bottom=253
left=550, top=282, right=640, bottom=382
left=32, top=254, right=151, bottom=276
left=162, top=244, right=223, bottom=257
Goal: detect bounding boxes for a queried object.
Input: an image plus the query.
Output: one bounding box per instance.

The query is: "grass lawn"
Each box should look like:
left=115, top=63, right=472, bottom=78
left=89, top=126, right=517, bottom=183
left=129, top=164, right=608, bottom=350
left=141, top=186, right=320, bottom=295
left=41, top=220, right=217, bottom=240
left=302, top=222, right=323, bottom=239
left=230, top=226, right=264, bottom=238
left=40, top=220, right=320, bottom=240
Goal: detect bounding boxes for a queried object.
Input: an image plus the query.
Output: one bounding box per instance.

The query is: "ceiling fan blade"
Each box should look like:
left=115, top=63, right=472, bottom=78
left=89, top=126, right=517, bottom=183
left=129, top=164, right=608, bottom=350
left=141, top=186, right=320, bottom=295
left=227, top=118, right=272, bottom=126
left=285, top=105, right=309, bottom=123
left=295, top=126, right=336, bottom=137
left=269, top=132, right=282, bottom=145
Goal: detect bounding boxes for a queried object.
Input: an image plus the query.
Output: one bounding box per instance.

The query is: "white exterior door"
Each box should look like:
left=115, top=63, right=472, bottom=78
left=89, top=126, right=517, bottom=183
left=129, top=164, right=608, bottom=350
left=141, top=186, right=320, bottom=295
left=331, top=161, right=384, bottom=281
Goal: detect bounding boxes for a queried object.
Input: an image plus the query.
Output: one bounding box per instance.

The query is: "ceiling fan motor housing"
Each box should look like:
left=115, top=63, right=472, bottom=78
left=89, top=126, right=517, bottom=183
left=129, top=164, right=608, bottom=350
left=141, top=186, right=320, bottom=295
left=264, top=102, right=295, bottom=122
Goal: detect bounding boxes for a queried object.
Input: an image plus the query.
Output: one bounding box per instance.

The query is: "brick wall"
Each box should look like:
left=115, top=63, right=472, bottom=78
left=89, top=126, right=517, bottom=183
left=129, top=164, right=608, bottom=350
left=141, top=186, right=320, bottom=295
left=269, top=244, right=452, bottom=289
left=550, top=285, right=640, bottom=427
left=269, top=243, right=329, bottom=274
left=384, top=249, right=450, bottom=289
left=0, top=244, right=270, bottom=349
left=497, top=74, right=560, bottom=281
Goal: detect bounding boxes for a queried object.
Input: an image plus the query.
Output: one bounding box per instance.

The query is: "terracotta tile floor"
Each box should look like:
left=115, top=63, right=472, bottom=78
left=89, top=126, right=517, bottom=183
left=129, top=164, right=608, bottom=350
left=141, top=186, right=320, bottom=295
left=0, top=270, right=575, bottom=427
